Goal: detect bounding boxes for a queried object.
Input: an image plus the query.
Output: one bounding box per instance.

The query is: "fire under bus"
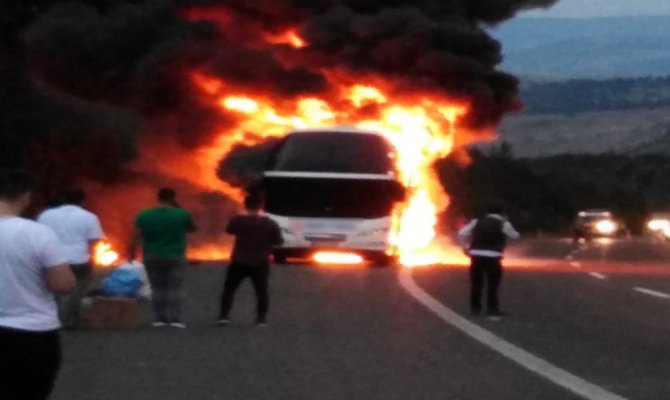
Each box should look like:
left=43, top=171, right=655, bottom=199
left=262, top=127, right=406, bottom=266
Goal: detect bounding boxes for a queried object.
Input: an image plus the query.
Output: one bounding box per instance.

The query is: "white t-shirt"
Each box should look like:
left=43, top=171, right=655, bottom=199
left=37, top=205, right=104, bottom=264
left=0, top=217, right=69, bottom=331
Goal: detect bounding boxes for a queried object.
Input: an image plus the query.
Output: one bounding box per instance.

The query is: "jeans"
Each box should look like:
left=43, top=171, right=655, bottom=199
left=58, top=263, right=92, bottom=328
left=469, top=256, right=503, bottom=313
left=0, top=326, right=61, bottom=400
left=219, top=263, right=270, bottom=322
left=144, top=257, right=186, bottom=323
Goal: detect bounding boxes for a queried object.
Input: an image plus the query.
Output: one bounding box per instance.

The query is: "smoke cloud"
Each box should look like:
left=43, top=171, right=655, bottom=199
left=1, top=0, right=557, bottom=248
left=3, top=0, right=557, bottom=181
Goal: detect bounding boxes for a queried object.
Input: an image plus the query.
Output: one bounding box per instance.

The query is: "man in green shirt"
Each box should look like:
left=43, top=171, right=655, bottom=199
left=129, top=188, right=195, bottom=328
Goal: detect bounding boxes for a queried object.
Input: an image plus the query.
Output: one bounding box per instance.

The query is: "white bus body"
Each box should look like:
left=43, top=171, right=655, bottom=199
left=262, top=128, right=404, bottom=264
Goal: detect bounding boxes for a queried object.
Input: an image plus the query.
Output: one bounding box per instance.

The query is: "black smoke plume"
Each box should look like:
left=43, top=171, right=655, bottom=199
left=1, top=0, right=557, bottom=191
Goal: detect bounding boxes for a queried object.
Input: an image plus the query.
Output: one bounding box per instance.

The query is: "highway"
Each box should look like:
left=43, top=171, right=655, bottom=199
left=52, top=238, right=669, bottom=400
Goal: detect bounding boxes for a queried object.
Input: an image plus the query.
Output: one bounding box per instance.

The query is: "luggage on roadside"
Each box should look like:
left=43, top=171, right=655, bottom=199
left=116, top=261, right=152, bottom=300
left=102, top=267, right=141, bottom=298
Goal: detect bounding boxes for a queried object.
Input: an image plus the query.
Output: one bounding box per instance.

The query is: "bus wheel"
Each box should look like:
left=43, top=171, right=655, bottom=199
left=372, top=254, right=394, bottom=268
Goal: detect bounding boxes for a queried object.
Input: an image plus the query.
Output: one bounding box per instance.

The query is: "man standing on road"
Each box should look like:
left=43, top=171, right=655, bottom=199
left=458, top=204, right=520, bottom=319
left=129, top=188, right=195, bottom=328
left=38, top=188, right=104, bottom=329
left=0, top=169, right=75, bottom=399
left=216, top=194, right=283, bottom=327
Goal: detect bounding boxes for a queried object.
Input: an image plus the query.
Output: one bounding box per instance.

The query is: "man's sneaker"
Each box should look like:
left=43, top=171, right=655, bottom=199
left=486, top=311, right=508, bottom=320
left=256, top=319, right=268, bottom=328
left=169, top=322, right=187, bottom=329
left=151, top=321, right=168, bottom=328
left=213, top=319, right=230, bottom=327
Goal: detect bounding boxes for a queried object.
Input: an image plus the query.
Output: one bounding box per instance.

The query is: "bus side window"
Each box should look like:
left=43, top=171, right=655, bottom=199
left=264, top=137, right=287, bottom=170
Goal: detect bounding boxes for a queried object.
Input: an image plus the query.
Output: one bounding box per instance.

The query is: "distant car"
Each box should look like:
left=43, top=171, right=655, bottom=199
left=573, top=210, right=627, bottom=242
left=646, top=212, right=670, bottom=241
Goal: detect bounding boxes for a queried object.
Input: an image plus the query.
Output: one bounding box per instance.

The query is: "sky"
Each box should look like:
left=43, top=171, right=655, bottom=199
left=523, top=0, right=670, bottom=18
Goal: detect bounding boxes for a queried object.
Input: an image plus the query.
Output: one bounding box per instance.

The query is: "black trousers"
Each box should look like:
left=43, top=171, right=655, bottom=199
left=219, top=263, right=270, bottom=321
left=469, top=256, right=503, bottom=313
left=0, top=326, right=61, bottom=400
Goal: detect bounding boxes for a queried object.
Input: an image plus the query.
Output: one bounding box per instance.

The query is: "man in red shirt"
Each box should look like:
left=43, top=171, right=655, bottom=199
left=215, top=194, right=282, bottom=327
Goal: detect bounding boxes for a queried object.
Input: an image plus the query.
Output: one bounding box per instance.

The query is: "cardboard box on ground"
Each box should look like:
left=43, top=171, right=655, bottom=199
left=80, top=297, right=141, bottom=329
left=79, top=262, right=151, bottom=330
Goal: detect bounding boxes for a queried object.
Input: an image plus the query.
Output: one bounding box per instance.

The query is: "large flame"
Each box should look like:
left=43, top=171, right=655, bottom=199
left=143, top=25, right=485, bottom=267
left=189, top=63, right=472, bottom=266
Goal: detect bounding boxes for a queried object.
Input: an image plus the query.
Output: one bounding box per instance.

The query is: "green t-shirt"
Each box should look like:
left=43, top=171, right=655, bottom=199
left=136, top=207, right=194, bottom=259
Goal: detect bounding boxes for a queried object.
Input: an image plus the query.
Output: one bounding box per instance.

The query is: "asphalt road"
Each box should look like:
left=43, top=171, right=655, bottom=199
left=52, top=238, right=669, bottom=400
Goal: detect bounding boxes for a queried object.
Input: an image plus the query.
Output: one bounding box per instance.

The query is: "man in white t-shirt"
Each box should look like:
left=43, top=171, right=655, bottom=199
left=0, top=169, right=75, bottom=399
left=38, top=188, right=104, bottom=328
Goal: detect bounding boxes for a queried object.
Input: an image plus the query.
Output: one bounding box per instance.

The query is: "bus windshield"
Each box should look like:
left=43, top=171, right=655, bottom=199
left=264, top=177, right=404, bottom=219
left=268, top=131, right=395, bottom=174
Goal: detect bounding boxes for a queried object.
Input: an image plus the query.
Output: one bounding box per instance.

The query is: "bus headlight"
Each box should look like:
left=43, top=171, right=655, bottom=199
left=595, top=220, right=617, bottom=235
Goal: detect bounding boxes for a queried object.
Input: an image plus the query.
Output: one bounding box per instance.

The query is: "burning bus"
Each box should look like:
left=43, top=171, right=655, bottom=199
left=262, top=127, right=405, bottom=266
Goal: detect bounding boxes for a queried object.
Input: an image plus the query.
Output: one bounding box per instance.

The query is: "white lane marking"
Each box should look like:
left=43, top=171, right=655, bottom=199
left=570, top=261, right=581, bottom=268
left=633, top=287, right=670, bottom=299
left=589, top=272, right=607, bottom=280
left=399, top=269, right=629, bottom=400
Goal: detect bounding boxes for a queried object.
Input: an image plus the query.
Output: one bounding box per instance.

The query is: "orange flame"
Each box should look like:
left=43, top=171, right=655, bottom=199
left=187, top=68, right=478, bottom=266
left=365, top=104, right=467, bottom=267
left=93, top=241, right=119, bottom=267
left=313, top=251, right=365, bottom=265
left=265, top=29, right=307, bottom=48
left=188, top=243, right=231, bottom=261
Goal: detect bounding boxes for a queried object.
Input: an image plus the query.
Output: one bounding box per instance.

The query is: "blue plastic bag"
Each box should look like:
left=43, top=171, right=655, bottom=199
left=102, top=268, right=142, bottom=298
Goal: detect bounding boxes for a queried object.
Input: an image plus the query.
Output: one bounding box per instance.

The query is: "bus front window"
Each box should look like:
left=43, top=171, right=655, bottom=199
left=264, top=177, right=402, bottom=219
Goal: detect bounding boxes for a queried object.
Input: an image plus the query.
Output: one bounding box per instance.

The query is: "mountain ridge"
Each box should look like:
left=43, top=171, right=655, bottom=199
left=492, top=15, right=670, bottom=79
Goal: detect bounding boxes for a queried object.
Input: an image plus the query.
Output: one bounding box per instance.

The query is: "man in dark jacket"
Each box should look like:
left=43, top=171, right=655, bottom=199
left=458, top=205, right=520, bottom=319
left=215, top=194, right=283, bottom=327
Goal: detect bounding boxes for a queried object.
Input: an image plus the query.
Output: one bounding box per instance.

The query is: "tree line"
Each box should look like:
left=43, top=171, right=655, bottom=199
left=522, top=76, right=670, bottom=115
left=437, top=145, right=670, bottom=235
